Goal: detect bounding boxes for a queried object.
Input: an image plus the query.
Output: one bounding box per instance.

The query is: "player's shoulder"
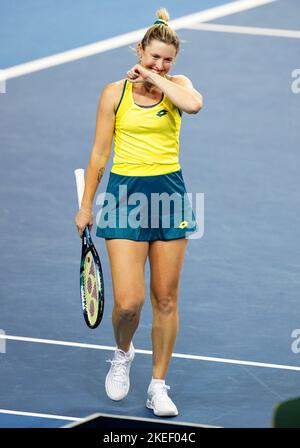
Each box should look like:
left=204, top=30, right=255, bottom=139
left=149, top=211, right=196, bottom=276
left=102, top=79, right=127, bottom=96
left=99, top=79, right=127, bottom=110
left=168, top=74, right=193, bottom=87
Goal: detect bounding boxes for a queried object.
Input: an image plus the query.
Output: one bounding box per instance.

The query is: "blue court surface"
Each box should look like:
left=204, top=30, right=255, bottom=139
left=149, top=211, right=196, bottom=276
left=0, top=0, right=300, bottom=428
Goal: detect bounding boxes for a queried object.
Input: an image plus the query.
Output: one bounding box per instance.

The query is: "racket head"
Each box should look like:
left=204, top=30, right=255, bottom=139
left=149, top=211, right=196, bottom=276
left=80, top=227, right=104, bottom=329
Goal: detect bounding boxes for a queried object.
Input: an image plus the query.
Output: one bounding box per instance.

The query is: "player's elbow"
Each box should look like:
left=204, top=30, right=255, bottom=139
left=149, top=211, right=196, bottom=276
left=190, top=102, right=202, bottom=114
left=186, top=97, right=203, bottom=114
left=89, top=150, right=110, bottom=171
left=192, top=95, right=203, bottom=113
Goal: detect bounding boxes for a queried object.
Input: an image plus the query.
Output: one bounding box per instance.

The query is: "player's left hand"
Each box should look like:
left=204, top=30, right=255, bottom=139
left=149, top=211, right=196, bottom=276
left=75, top=207, right=93, bottom=237
left=126, top=64, right=154, bottom=84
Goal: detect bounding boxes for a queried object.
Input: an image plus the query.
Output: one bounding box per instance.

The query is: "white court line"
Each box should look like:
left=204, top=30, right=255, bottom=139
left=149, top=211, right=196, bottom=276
left=0, top=409, right=221, bottom=428
left=1, top=334, right=300, bottom=372
left=2, top=0, right=276, bottom=80
left=185, top=22, right=300, bottom=39
left=0, top=409, right=81, bottom=422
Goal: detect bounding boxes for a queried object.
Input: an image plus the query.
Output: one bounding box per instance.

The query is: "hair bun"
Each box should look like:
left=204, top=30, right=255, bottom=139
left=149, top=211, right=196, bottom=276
left=156, top=7, right=170, bottom=23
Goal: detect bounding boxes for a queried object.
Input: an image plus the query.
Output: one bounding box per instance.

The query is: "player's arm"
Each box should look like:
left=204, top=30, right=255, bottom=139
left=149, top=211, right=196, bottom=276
left=151, top=74, right=202, bottom=114
left=168, top=75, right=203, bottom=114
left=80, top=83, right=116, bottom=209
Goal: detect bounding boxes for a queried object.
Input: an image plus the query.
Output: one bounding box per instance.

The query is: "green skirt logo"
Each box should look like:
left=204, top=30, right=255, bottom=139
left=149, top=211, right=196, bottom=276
left=178, top=221, right=189, bottom=229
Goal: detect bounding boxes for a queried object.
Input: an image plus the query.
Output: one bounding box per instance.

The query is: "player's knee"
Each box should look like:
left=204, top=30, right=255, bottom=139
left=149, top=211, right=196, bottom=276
left=119, top=308, right=139, bottom=322
left=115, top=301, right=144, bottom=321
left=153, top=293, right=177, bottom=315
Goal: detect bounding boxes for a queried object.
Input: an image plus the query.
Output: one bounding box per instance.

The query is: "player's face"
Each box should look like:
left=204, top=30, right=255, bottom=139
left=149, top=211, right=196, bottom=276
left=139, top=40, right=177, bottom=76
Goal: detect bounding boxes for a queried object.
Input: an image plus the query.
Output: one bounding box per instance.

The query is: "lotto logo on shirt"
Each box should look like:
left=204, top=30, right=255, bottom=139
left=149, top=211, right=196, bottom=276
left=156, top=109, right=168, bottom=117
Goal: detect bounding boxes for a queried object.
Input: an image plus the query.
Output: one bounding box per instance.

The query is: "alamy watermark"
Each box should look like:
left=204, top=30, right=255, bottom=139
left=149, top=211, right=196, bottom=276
left=291, top=69, right=300, bottom=94
left=0, top=329, right=6, bottom=354
left=0, top=70, right=6, bottom=94
left=291, top=329, right=300, bottom=354
left=95, top=187, right=204, bottom=239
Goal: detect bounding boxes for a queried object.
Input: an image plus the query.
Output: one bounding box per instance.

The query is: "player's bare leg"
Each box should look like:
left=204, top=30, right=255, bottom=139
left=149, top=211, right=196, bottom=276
left=104, top=239, right=149, bottom=401
left=146, top=238, right=187, bottom=415
left=149, top=238, right=188, bottom=379
left=105, top=239, right=149, bottom=352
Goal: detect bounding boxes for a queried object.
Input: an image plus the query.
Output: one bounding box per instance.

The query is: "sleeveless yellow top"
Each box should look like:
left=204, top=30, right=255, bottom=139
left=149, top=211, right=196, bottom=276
left=111, top=80, right=182, bottom=176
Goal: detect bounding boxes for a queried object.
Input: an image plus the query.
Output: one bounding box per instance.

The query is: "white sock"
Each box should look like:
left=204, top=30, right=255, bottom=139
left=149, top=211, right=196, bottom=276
left=150, top=378, right=165, bottom=387
left=116, top=342, right=133, bottom=357
left=125, top=343, right=134, bottom=358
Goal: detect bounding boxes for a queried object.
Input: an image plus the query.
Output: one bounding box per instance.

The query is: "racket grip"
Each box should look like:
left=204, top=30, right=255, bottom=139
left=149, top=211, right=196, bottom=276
left=74, top=168, right=85, bottom=209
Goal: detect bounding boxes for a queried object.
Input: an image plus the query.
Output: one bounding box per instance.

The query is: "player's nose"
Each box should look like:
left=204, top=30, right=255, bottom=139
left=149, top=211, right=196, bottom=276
left=155, top=60, right=164, bottom=71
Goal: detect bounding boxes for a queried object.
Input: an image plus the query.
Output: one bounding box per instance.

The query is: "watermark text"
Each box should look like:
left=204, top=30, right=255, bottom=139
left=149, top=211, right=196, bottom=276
left=291, top=69, right=300, bottom=94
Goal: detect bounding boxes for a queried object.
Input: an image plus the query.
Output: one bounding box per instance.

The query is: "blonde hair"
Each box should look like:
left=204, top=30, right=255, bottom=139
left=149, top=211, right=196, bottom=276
left=140, top=8, right=180, bottom=55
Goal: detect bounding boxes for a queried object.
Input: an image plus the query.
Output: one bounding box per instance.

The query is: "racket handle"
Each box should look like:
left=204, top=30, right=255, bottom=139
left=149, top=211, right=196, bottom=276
left=74, top=168, right=85, bottom=209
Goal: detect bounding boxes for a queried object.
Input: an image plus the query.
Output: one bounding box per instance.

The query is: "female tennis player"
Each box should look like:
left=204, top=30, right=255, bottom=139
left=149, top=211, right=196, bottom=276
left=75, top=8, right=202, bottom=417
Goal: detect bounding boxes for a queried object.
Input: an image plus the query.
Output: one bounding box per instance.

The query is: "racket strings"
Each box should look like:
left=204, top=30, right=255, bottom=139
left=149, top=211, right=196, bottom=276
left=83, top=253, right=99, bottom=323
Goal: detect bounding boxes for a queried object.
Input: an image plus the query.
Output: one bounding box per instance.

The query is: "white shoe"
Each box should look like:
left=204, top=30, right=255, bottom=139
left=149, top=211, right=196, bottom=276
left=146, top=382, right=178, bottom=417
left=105, top=343, right=135, bottom=401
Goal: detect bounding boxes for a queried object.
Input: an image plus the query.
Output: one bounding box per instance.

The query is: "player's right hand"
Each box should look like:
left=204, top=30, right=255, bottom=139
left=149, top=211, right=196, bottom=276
left=75, top=207, right=93, bottom=237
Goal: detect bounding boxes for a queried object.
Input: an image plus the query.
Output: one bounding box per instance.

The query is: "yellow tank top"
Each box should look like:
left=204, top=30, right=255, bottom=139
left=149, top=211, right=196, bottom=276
left=111, top=80, right=182, bottom=176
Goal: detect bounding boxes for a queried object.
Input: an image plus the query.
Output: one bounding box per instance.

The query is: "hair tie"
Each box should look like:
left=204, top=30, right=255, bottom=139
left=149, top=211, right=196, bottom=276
left=153, top=19, right=168, bottom=26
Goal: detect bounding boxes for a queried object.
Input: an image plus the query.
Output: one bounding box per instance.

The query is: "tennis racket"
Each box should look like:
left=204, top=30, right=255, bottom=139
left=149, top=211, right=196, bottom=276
left=74, top=168, right=104, bottom=329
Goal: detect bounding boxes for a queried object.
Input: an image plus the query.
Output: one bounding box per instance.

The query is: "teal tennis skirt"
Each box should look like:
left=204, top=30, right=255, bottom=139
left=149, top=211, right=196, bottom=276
left=96, top=169, right=198, bottom=241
